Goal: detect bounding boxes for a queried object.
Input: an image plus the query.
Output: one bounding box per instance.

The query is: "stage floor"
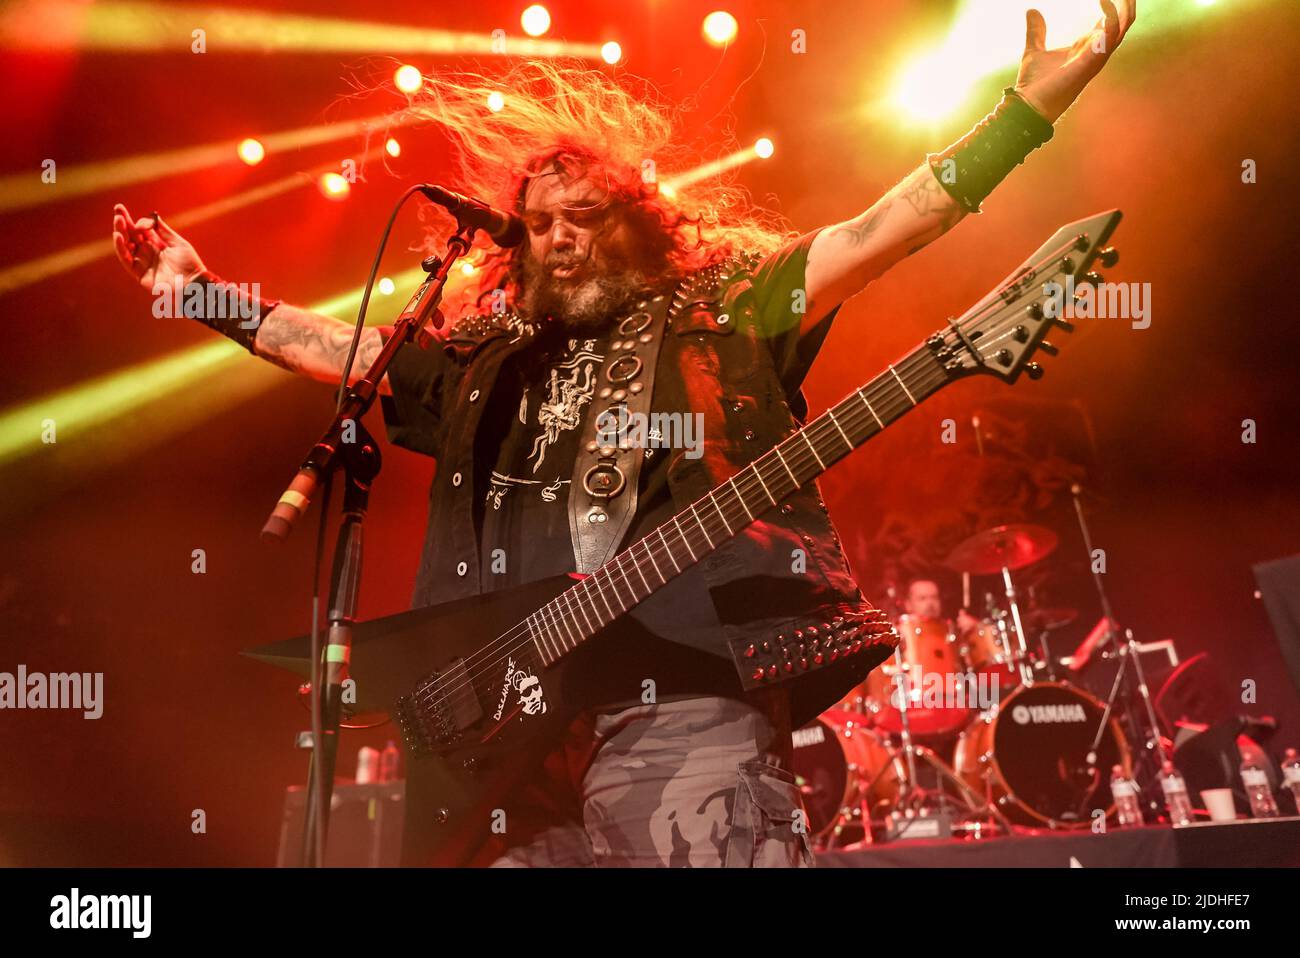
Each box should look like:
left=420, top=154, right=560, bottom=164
left=816, top=817, right=1300, bottom=868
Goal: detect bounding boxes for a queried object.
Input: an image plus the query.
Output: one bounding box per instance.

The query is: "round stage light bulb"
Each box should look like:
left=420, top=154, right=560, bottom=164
left=487, top=91, right=506, bottom=113
left=601, top=41, right=622, bottom=65
left=754, top=137, right=774, bottom=159
left=237, top=138, right=265, bottom=165
left=702, top=11, right=738, bottom=47
left=394, top=65, right=423, bottom=94
left=521, top=5, right=551, bottom=37
left=385, top=137, right=401, bottom=157
left=460, top=261, right=477, bottom=276
left=377, top=277, right=396, bottom=295
left=319, top=172, right=350, bottom=199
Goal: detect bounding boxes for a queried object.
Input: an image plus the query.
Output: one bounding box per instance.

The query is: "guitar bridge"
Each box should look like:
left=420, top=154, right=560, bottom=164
left=730, top=610, right=898, bottom=690
left=395, top=658, right=482, bottom=756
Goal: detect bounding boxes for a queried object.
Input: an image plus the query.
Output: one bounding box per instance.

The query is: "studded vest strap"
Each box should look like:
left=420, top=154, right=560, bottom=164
left=566, top=288, right=677, bottom=574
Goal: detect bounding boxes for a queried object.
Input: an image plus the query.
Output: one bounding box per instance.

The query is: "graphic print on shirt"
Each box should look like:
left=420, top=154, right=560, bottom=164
left=486, top=337, right=604, bottom=509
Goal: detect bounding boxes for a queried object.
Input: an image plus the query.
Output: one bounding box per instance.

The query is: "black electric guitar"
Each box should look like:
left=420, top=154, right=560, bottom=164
left=249, top=209, right=1121, bottom=865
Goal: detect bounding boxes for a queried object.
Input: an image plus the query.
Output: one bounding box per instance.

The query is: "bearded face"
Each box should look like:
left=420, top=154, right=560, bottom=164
left=517, top=160, right=663, bottom=330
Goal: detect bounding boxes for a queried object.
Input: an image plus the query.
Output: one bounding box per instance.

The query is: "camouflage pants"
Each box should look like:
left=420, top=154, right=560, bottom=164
left=484, top=693, right=815, bottom=867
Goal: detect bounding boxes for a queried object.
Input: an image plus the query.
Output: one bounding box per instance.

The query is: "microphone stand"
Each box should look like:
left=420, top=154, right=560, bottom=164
left=264, top=223, right=478, bottom=866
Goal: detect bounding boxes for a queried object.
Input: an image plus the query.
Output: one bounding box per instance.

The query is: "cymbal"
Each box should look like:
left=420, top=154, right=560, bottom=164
left=944, top=523, right=1059, bottom=575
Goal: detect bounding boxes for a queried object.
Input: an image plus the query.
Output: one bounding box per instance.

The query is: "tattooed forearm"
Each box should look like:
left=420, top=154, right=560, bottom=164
left=252, top=304, right=389, bottom=392
left=826, top=199, right=894, bottom=249
left=901, top=170, right=964, bottom=234
left=805, top=163, right=971, bottom=328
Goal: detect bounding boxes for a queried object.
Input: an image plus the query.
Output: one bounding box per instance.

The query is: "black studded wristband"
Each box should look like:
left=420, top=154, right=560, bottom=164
left=175, top=270, right=280, bottom=354
left=926, top=88, right=1055, bottom=214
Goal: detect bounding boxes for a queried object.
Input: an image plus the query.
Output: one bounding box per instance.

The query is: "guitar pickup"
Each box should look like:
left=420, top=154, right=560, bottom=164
left=394, top=657, right=484, bottom=756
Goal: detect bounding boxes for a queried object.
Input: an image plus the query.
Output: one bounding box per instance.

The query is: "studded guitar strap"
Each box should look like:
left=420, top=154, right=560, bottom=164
left=566, top=286, right=677, bottom=574
left=567, top=253, right=760, bottom=573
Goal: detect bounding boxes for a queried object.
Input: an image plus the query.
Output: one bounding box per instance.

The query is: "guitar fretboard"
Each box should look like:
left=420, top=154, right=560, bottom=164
left=525, top=341, right=951, bottom=664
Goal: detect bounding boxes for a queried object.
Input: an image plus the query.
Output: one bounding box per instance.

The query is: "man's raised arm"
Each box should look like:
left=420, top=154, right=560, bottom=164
left=804, top=1, right=1135, bottom=336
left=112, top=202, right=394, bottom=396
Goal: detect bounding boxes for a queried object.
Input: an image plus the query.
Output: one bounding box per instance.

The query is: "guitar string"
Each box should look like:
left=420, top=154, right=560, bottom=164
left=408, top=234, right=1087, bottom=718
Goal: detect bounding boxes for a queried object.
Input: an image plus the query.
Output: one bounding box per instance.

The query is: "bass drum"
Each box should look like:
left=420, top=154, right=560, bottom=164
left=791, top=709, right=899, bottom=840
left=954, top=682, right=1131, bottom=829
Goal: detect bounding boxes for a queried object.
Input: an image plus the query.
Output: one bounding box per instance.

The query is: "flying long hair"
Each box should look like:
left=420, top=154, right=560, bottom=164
left=387, top=59, right=793, bottom=321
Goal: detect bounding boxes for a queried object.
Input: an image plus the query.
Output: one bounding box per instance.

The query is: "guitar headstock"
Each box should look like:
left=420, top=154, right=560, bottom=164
left=929, top=210, right=1122, bottom=383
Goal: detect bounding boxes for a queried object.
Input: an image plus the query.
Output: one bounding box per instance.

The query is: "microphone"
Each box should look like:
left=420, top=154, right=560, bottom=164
left=418, top=184, right=526, bottom=248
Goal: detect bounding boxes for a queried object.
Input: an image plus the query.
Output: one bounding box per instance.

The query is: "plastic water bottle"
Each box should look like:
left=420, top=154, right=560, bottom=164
left=1110, top=765, right=1144, bottom=827
left=378, top=740, right=401, bottom=783
left=1159, top=761, right=1193, bottom=826
left=1282, top=749, right=1300, bottom=811
left=1240, top=757, right=1279, bottom=818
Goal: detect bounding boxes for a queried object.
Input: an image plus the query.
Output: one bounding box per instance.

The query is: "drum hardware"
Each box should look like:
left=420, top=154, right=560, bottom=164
left=946, top=524, right=1061, bottom=691
left=1068, top=483, right=1173, bottom=814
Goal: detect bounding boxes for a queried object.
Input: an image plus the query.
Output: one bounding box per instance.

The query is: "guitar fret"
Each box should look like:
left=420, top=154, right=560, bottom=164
left=593, top=574, right=617, bottom=620
left=571, top=587, right=596, bottom=633
left=674, top=516, right=697, bottom=561
left=711, top=495, right=733, bottom=535
left=857, top=387, right=884, bottom=429
left=642, top=539, right=667, bottom=584
left=690, top=503, right=715, bottom=549
left=614, top=554, right=639, bottom=601
left=889, top=363, right=917, bottom=406
left=552, top=599, right=578, bottom=648
left=773, top=446, right=799, bottom=487
left=752, top=465, right=777, bottom=505
left=539, top=607, right=564, bottom=654
left=604, top=566, right=628, bottom=612
left=628, top=550, right=652, bottom=593
left=801, top=430, right=825, bottom=470
left=529, top=612, right=555, bottom=660
left=826, top=408, right=853, bottom=450
left=729, top=476, right=754, bottom=521
left=658, top=527, right=682, bottom=572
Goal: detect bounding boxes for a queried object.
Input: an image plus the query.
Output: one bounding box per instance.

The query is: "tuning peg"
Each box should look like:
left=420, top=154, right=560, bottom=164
left=1053, top=317, right=1075, bottom=333
left=1025, top=363, right=1044, bottom=380
left=1038, top=341, right=1059, bottom=356
left=1084, top=271, right=1103, bottom=287
left=1098, top=247, right=1119, bottom=268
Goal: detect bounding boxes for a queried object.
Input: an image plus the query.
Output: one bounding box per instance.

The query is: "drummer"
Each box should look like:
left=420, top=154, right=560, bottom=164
left=901, top=577, right=981, bottom=635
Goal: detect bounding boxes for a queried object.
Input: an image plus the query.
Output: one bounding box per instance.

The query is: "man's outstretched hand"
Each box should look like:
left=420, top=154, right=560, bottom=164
left=1014, top=0, right=1136, bottom=124
left=112, top=203, right=205, bottom=294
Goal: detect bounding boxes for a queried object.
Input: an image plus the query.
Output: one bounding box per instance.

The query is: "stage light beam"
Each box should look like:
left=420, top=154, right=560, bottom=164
left=601, top=41, right=622, bottom=65
left=754, top=137, right=774, bottom=159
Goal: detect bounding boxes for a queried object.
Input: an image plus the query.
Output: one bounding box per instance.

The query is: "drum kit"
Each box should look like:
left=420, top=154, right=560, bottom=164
left=792, top=523, right=1137, bottom=848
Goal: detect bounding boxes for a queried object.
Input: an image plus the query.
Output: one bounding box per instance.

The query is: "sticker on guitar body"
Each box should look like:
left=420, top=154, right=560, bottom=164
left=493, top=656, right=549, bottom=721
